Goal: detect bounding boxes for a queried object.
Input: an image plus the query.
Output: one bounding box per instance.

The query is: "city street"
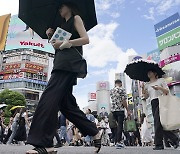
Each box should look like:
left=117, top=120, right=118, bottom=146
left=0, top=145, right=180, bottom=154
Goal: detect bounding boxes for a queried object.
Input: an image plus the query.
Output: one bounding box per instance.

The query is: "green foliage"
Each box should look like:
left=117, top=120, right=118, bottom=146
left=0, top=89, right=26, bottom=124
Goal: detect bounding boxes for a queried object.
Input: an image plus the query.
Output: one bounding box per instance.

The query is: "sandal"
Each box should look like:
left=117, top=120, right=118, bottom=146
left=26, top=147, right=57, bottom=154
left=93, top=130, right=104, bottom=153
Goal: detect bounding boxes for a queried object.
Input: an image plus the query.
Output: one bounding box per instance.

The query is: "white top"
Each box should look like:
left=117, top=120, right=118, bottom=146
left=145, top=78, right=169, bottom=101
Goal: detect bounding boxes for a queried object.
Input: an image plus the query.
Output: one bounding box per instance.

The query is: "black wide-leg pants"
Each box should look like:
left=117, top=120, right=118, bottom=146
left=27, top=70, right=98, bottom=147
left=151, top=98, right=178, bottom=147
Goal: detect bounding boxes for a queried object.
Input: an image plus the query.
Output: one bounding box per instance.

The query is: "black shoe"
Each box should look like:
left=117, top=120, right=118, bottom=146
left=54, top=143, right=63, bottom=148
left=173, top=140, right=179, bottom=149
left=153, top=146, right=164, bottom=150
left=165, top=141, right=171, bottom=148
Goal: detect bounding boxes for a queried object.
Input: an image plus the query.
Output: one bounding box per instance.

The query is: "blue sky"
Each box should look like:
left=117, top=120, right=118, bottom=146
left=0, top=0, right=180, bottom=108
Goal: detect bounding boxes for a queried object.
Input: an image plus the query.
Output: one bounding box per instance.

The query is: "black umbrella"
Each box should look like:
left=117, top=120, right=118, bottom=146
left=18, top=0, right=97, bottom=39
left=124, top=59, right=165, bottom=82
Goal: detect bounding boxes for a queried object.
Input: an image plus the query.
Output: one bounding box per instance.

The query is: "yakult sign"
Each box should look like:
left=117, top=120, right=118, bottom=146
left=5, top=15, right=54, bottom=53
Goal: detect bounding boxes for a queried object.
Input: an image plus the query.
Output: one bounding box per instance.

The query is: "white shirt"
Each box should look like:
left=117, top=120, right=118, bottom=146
left=145, top=78, right=169, bottom=101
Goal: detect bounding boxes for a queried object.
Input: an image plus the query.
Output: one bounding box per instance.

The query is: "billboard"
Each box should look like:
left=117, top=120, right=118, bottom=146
left=0, top=14, right=11, bottom=51
left=88, top=93, right=96, bottom=101
left=162, top=61, right=180, bottom=86
left=147, top=49, right=160, bottom=63
left=5, top=15, right=54, bottom=54
left=157, top=26, right=180, bottom=51
left=154, top=12, right=180, bottom=37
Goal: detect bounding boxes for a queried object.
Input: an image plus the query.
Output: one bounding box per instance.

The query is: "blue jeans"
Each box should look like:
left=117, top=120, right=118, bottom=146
left=7, top=122, right=18, bottom=144
left=59, top=126, right=70, bottom=144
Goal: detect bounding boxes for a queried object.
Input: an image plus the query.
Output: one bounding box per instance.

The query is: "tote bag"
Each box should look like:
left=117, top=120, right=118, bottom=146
left=124, top=120, right=137, bottom=132
left=159, top=95, right=180, bottom=130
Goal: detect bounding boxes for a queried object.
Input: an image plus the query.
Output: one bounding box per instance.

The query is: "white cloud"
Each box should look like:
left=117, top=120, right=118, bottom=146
left=0, top=0, right=19, bottom=16
left=95, top=0, right=124, bottom=18
left=143, top=7, right=155, bottom=21
left=84, top=22, right=122, bottom=67
left=145, top=0, right=180, bottom=18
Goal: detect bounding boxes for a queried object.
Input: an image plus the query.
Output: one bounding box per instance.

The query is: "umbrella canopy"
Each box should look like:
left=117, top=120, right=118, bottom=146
left=124, top=59, right=165, bottom=82
left=10, top=106, right=25, bottom=111
left=19, top=0, right=97, bottom=39
left=0, top=104, right=7, bottom=109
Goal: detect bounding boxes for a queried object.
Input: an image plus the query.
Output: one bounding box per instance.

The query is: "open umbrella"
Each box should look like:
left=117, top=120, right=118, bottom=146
left=10, top=106, right=25, bottom=111
left=124, top=59, right=165, bottom=82
left=0, top=104, right=7, bottom=109
left=18, top=0, right=97, bottom=39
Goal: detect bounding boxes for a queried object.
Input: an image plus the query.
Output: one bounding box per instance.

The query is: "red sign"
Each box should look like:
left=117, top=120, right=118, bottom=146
left=25, top=63, right=43, bottom=71
left=3, top=72, right=24, bottom=80
left=5, top=63, right=21, bottom=70
left=90, top=93, right=96, bottom=99
left=100, top=82, right=106, bottom=88
left=20, top=41, right=44, bottom=48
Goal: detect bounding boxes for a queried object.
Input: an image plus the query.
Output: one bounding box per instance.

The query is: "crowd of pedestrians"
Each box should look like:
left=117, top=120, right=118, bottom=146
left=0, top=79, right=179, bottom=151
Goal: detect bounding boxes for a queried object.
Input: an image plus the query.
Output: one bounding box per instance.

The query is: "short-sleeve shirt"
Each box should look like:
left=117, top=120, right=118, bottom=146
left=110, top=86, right=127, bottom=112
left=144, top=78, right=169, bottom=101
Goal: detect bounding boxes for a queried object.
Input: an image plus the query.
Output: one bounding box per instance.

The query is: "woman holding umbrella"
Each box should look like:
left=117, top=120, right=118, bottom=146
left=26, top=2, right=102, bottom=154
left=125, top=59, right=179, bottom=150
left=142, top=69, right=179, bottom=150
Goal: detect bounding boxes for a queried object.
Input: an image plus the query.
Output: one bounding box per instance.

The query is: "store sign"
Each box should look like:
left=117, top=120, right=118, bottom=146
left=88, top=93, right=96, bottom=101
left=0, top=78, right=47, bottom=85
left=157, top=26, right=180, bottom=51
left=25, top=63, right=43, bottom=71
left=154, top=13, right=180, bottom=37
left=100, top=82, right=106, bottom=88
left=5, top=63, right=21, bottom=70
left=3, top=72, right=24, bottom=80
left=159, top=54, right=180, bottom=67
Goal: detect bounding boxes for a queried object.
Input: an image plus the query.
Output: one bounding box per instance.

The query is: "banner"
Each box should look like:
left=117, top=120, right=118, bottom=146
left=159, top=54, right=180, bottom=68
left=0, top=14, right=11, bottom=51
left=5, top=15, right=54, bottom=54
left=147, top=49, right=160, bottom=63
left=162, top=61, right=180, bottom=85
left=157, top=26, right=180, bottom=51
left=154, top=12, right=180, bottom=37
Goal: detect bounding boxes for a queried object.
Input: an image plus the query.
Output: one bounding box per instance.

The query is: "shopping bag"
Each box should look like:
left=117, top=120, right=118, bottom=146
left=159, top=95, right=180, bottom=130
left=124, top=120, right=137, bottom=132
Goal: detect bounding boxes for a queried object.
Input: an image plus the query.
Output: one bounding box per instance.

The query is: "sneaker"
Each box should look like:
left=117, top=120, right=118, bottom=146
left=116, top=143, right=125, bottom=149
left=153, top=146, right=164, bottom=150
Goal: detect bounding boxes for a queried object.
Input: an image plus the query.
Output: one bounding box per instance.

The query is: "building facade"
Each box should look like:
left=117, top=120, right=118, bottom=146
left=0, top=48, right=54, bottom=111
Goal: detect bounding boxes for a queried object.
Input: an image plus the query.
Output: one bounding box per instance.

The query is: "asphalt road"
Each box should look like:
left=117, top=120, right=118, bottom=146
left=0, top=145, right=180, bottom=154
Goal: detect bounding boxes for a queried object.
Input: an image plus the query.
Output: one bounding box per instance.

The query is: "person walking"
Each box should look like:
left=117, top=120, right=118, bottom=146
left=140, top=113, right=153, bottom=146
left=110, top=79, right=130, bottom=148
left=26, top=2, right=102, bottom=154
left=108, top=112, right=117, bottom=145
left=7, top=108, right=21, bottom=145
left=142, top=69, right=179, bottom=150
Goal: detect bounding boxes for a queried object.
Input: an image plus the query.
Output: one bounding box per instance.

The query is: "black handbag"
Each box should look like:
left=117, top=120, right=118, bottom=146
left=73, top=47, right=87, bottom=78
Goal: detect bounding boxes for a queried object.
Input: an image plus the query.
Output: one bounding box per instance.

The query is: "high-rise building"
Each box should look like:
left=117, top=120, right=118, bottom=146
left=0, top=48, right=54, bottom=111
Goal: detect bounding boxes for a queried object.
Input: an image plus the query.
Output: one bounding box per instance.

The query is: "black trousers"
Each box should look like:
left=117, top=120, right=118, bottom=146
left=110, top=127, right=117, bottom=143
left=27, top=70, right=98, bottom=147
left=151, top=98, right=178, bottom=147
left=112, top=111, right=125, bottom=143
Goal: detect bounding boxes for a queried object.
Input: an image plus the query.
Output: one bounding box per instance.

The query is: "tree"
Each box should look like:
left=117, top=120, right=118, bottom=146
left=0, top=89, right=26, bottom=124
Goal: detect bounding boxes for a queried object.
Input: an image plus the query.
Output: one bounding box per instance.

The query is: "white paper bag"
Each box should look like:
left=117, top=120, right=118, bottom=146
left=159, top=95, right=180, bottom=130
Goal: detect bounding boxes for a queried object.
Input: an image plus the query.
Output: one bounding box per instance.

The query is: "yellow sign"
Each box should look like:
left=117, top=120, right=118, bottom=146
left=0, top=14, right=11, bottom=51
left=127, top=93, right=133, bottom=105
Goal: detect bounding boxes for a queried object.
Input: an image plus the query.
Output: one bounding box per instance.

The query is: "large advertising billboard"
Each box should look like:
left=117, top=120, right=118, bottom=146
left=157, top=26, right=180, bottom=51
left=154, top=12, right=180, bottom=37
left=147, top=49, right=160, bottom=63
left=5, top=15, right=54, bottom=54
left=0, top=14, right=11, bottom=51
